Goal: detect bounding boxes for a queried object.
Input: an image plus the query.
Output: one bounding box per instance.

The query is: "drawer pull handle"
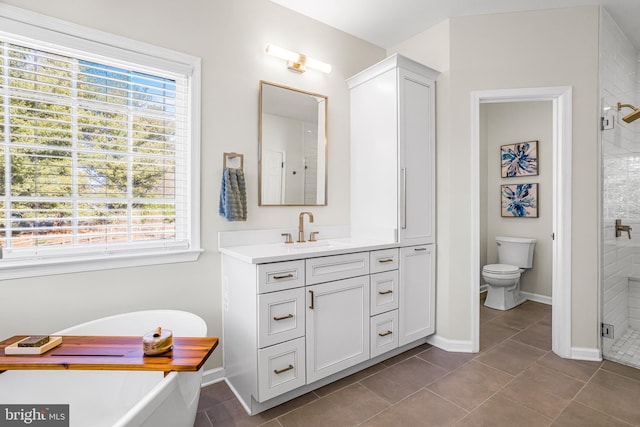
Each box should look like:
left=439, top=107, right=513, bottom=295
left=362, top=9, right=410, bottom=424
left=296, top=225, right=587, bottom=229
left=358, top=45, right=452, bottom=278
left=378, top=290, right=393, bottom=295
left=274, top=364, right=294, bottom=375
left=273, top=314, right=294, bottom=321
left=378, top=258, right=394, bottom=263
left=309, top=290, right=315, bottom=309
left=414, top=247, right=427, bottom=252
left=273, top=273, right=294, bottom=280
left=378, top=330, right=393, bottom=337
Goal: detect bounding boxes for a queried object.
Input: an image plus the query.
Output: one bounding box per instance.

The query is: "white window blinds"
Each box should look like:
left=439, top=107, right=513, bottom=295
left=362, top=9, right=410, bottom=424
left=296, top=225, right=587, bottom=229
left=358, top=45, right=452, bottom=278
left=0, top=37, right=194, bottom=262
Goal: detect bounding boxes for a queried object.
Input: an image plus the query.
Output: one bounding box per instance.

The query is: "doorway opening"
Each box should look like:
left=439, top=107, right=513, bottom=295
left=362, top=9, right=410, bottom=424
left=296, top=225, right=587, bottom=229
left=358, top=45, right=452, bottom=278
left=470, top=87, right=573, bottom=358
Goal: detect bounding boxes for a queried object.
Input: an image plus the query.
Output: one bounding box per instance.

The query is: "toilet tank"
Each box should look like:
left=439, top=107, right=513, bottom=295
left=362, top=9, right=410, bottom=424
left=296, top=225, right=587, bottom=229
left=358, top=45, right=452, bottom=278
left=496, top=236, right=536, bottom=268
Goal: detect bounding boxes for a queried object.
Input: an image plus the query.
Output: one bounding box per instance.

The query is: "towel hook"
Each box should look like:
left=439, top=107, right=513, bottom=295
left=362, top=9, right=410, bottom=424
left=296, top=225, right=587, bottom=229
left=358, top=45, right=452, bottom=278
left=223, top=152, right=244, bottom=169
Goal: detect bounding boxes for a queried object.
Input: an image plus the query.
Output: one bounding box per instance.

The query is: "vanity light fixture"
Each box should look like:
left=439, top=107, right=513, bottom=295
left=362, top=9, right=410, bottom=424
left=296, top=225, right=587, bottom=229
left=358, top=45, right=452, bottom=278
left=265, top=44, right=332, bottom=74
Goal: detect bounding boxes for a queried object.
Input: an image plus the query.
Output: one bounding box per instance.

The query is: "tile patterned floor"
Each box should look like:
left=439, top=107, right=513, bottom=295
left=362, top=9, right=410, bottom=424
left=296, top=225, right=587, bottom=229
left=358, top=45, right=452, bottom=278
left=196, top=299, right=640, bottom=426
left=609, top=328, right=640, bottom=368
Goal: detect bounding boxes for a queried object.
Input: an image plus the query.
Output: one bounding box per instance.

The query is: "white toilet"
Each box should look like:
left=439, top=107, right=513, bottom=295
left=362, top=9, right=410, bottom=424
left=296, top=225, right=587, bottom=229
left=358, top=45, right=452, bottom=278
left=482, top=236, right=536, bottom=310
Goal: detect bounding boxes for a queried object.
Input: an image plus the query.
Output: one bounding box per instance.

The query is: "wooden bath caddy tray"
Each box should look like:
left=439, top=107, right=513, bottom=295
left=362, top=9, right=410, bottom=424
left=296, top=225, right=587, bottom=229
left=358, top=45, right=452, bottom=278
left=0, top=335, right=218, bottom=374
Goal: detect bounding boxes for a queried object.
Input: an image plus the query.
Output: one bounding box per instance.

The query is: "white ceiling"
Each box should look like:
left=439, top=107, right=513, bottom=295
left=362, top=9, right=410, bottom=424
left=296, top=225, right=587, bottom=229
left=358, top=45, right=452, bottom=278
left=270, top=0, right=640, bottom=49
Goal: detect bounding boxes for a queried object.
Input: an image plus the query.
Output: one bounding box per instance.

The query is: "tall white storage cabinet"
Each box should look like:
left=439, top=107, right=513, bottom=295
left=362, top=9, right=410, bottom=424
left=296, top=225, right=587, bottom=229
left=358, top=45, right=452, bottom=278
left=348, top=54, right=438, bottom=348
left=347, top=54, right=438, bottom=245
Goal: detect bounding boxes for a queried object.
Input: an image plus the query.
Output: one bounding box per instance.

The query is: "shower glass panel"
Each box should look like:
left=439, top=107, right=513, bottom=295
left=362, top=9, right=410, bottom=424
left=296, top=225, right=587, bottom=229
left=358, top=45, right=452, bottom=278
left=600, top=8, right=640, bottom=368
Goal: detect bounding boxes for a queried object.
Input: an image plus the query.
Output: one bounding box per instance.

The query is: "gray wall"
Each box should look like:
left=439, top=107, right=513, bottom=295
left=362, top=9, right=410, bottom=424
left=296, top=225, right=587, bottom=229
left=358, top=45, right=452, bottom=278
left=390, top=6, right=600, bottom=350
left=0, top=0, right=385, bottom=370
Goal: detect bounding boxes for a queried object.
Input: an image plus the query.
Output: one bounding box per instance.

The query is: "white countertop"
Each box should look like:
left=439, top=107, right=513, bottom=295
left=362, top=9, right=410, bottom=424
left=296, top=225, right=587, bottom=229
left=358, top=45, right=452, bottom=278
left=218, top=237, right=399, bottom=264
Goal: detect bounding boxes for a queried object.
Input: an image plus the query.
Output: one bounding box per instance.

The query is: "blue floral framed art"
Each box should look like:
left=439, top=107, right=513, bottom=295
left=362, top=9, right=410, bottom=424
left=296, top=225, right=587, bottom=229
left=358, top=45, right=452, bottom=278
left=501, top=140, right=538, bottom=177
left=501, top=183, right=538, bottom=217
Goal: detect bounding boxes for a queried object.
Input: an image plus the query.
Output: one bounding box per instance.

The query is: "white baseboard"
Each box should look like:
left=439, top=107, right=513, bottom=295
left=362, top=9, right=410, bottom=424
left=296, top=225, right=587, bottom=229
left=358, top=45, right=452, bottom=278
left=520, top=291, right=552, bottom=305
left=427, top=334, right=474, bottom=353
left=570, top=347, right=602, bottom=362
left=201, top=367, right=226, bottom=387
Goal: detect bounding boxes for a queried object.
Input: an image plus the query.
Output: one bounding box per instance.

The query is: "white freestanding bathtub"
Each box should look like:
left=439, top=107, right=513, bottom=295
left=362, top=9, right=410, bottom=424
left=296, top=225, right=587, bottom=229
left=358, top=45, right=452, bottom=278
left=0, top=310, right=207, bottom=427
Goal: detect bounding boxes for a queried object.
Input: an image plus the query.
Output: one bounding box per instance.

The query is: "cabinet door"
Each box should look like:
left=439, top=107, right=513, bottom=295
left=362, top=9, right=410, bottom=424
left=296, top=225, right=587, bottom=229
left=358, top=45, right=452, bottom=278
left=398, top=68, right=435, bottom=244
left=306, top=276, right=370, bottom=383
left=399, top=245, right=435, bottom=346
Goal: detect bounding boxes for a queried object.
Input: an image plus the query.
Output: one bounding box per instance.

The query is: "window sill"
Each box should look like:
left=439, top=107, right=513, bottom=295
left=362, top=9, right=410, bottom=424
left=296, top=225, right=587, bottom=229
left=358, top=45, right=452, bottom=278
left=0, top=249, right=203, bottom=280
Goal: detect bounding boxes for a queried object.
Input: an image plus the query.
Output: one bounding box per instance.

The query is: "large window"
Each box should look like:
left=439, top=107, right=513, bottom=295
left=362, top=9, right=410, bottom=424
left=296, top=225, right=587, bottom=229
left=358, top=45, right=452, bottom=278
left=0, top=5, right=201, bottom=279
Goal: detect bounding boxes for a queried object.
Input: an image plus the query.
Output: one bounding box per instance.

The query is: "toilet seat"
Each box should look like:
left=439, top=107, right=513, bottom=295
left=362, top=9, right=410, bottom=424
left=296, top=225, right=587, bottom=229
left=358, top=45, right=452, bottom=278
left=482, top=264, right=519, bottom=275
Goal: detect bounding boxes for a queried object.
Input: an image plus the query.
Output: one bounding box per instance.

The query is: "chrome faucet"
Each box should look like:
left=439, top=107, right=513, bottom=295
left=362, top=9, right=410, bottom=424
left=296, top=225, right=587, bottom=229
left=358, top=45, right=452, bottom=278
left=298, top=211, right=314, bottom=243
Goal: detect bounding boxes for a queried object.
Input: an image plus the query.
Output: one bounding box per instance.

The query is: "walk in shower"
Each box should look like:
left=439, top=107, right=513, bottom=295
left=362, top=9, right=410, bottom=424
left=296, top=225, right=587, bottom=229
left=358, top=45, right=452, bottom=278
left=600, top=8, right=640, bottom=368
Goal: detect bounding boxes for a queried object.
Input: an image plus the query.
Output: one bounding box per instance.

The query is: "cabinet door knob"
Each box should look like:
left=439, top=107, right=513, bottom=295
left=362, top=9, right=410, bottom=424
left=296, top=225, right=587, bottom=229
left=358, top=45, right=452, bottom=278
left=378, top=330, right=393, bottom=337
left=378, top=290, right=393, bottom=295
left=273, top=273, right=294, bottom=280
left=378, top=258, right=394, bottom=263
left=274, top=364, right=294, bottom=375
left=309, top=290, right=315, bottom=309
left=414, top=247, right=427, bottom=252
left=273, top=314, right=294, bottom=321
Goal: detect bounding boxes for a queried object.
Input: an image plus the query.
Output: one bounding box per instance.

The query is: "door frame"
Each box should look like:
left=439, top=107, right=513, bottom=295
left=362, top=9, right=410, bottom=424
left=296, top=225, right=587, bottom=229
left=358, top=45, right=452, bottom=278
left=470, top=86, right=572, bottom=358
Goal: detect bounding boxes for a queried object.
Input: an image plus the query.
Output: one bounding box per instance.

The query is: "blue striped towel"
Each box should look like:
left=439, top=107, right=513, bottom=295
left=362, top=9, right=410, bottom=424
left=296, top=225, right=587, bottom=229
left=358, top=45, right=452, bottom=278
left=219, top=167, right=247, bottom=221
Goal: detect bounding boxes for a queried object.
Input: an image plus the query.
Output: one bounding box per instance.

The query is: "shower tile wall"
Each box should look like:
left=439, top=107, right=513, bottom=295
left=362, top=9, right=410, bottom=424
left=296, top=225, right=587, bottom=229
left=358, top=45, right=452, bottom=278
left=600, top=8, right=639, bottom=354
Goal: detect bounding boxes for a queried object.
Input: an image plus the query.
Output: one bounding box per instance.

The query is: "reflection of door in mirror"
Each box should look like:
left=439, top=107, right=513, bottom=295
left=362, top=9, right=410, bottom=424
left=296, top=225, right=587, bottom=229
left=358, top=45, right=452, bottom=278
left=259, top=81, right=327, bottom=206
left=262, top=149, right=284, bottom=204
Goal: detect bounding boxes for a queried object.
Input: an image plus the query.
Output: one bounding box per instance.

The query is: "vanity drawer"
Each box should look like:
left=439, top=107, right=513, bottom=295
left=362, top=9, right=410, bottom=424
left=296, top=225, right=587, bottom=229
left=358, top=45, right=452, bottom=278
left=306, top=252, right=370, bottom=285
left=258, top=288, right=305, bottom=348
left=370, top=248, right=399, bottom=274
left=258, top=260, right=305, bottom=293
left=370, top=270, right=399, bottom=316
left=257, top=337, right=306, bottom=402
left=370, top=310, right=399, bottom=358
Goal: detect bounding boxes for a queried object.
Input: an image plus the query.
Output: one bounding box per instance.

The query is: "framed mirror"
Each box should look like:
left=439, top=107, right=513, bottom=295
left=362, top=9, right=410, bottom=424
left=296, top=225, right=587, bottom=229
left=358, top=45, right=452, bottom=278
left=259, top=81, right=327, bottom=206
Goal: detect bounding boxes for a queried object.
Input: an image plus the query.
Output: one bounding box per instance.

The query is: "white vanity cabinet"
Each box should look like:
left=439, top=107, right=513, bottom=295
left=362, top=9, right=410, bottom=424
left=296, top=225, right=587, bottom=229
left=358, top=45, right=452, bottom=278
left=220, top=240, right=432, bottom=415
left=348, top=54, right=438, bottom=246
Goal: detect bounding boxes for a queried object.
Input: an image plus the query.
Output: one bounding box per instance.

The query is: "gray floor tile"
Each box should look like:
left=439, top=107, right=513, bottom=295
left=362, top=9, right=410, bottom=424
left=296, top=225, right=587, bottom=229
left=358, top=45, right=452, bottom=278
left=416, top=346, right=475, bottom=371
left=197, top=300, right=640, bottom=427
left=552, top=401, right=633, bottom=427
left=511, top=321, right=552, bottom=351
left=278, top=383, right=389, bottom=427
left=575, top=370, right=640, bottom=425
left=535, top=352, right=602, bottom=382
left=456, top=395, right=552, bottom=427
left=475, top=339, right=547, bottom=375
left=359, top=389, right=467, bottom=426
left=479, top=321, right=519, bottom=352
left=457, top=396, right=551, bottom=427
left=360, top=356, right=448, bottom=403
left=499, top=364, right=584, bottom=419
left=427, top=360, right=513, bottom=411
